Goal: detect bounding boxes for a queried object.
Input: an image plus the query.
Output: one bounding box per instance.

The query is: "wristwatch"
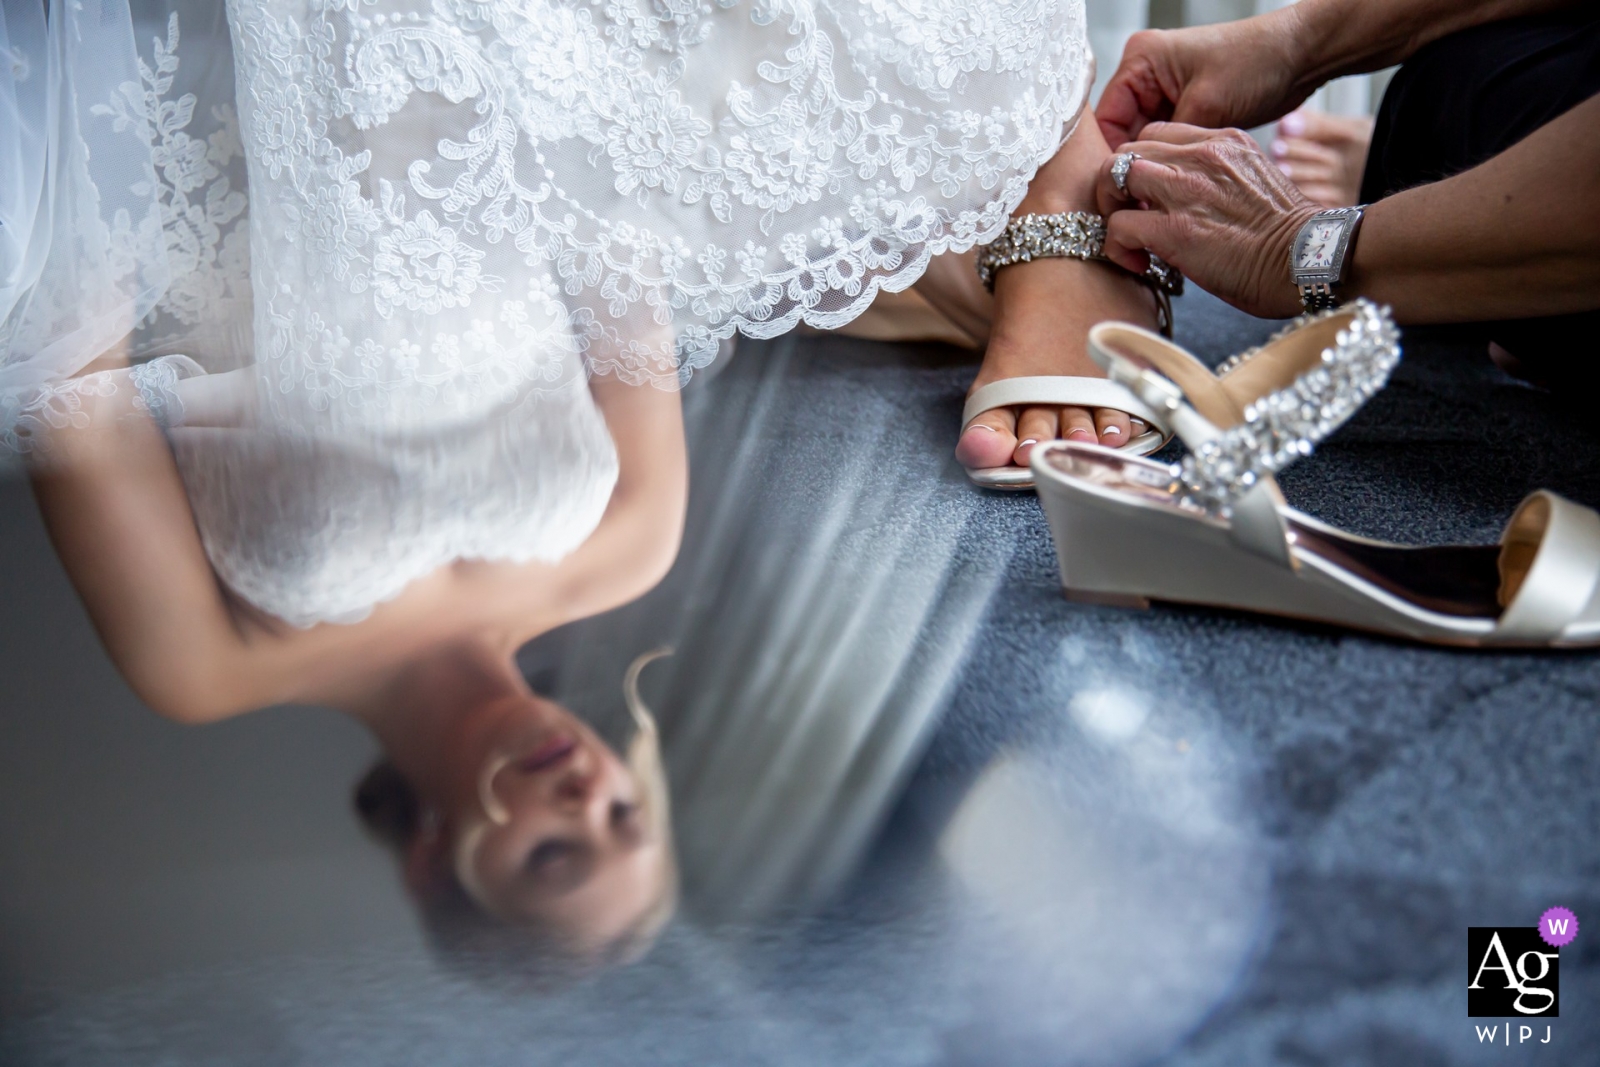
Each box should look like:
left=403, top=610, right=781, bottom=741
left=1290, top=206, right=1365, bottom=314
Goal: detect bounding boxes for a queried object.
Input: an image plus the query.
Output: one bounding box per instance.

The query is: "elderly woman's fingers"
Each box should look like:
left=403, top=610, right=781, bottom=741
left=1095, top=20, right=1309, bottom=146
left=1097, top=146, right=1167, bottom=214
left=1097, top=59, right=1171, bottom=149
left=1112, top=130, right=1308, bottom=216
left=1101, top=209, right=1169, bottom=275
left=1133, top=122, right=1259, bottom=149
left=1095, top=30, right=1192, bottom=148
left=1098, top=123, right=1323, bottom=317
left=1095, top=140, right=1206, bottom=215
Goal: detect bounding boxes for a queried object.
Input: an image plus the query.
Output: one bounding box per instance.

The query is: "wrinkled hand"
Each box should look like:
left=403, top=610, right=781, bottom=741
left=1096, top=13, right=1313, bottom=149
left=1096, top=124, right=1322, bottom=320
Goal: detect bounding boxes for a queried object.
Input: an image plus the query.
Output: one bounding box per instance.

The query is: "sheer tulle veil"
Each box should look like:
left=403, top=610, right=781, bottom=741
left=2, top=0, right=1090, bottom=449
left=2, top=0, right=173, bottom=448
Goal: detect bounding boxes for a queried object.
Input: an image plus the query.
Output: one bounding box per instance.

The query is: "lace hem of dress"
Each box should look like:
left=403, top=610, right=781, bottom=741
left=129, top=354, right=206, bottom=427
left=6, top=1, right=1094, bottom=439
left=587, top=154, right=1073, bottom=388
left=574, top=75, right=1092, bottom=388
left=223, top=0, right=1096, bottom=410
left=0, top=355, right=204, bottom=452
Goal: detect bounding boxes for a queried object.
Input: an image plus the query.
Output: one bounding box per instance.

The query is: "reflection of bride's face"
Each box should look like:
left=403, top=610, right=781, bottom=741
left=451, top=696, right=671, bottom=957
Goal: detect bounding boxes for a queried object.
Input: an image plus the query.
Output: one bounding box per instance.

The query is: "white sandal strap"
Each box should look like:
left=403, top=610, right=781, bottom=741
left=962, top=376, right=1166, bottom=431
left=1496, top=492, right=1600, bottom=642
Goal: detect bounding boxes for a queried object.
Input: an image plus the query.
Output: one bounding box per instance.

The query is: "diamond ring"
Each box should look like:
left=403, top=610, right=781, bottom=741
left=1110, top=152, right=1140, bottom=197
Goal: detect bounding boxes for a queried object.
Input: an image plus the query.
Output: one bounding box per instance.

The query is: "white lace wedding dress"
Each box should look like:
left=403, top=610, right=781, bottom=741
left=0, top=0, right=1091, bottom=624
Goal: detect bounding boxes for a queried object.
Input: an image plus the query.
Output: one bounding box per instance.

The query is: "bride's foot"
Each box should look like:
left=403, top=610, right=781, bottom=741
left=936, top=108, right=1163, bottom=475
left=954, top=253, right=1161, bottom=472
left=1272, top=110, right=1373, bottom=209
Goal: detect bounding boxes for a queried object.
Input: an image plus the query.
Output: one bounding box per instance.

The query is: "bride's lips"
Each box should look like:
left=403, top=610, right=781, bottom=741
left=514, top=736, right=577, bottom=774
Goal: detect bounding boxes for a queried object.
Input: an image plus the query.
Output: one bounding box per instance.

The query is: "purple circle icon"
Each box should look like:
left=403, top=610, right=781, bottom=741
left=1539, top=907, right=1579, bottom=948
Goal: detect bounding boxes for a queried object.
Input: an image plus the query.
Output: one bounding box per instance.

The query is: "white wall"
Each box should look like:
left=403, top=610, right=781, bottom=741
left=1085, top=0, right=1150, bottom=104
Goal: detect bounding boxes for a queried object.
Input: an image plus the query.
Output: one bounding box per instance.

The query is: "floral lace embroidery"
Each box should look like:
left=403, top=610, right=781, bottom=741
left=93, top=14, right=253, bottom=359
left=219, top=0, right=1089, bottom=414
left=3, top=9, right=248, bottom=454
left=0, top=373, right=121, bottom=453
left=128, top=353, right=207, bottom=428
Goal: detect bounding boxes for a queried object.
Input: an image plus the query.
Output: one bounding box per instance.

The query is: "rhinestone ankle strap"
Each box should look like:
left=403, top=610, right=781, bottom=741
left=1099, top=301, right=1401, bottom=518
left=977, top=212, right=1105, bottom=290
left=976, top=211, right=1185, bottom=334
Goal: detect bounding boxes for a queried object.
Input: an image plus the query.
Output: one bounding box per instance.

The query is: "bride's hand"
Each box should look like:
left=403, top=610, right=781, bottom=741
left=1096, top=9, right=1315, bottom=149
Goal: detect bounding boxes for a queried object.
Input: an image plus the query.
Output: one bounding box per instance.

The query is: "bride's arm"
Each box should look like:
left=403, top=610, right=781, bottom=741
left=544, top=374, right=689, bottom=622
left=459, top=374, right=688, bottom=631
left=27, top=379, right=269, bottom=724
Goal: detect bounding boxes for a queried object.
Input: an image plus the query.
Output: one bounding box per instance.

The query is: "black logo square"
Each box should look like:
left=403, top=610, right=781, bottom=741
left=1468, top=928, right=1559, bottom=1017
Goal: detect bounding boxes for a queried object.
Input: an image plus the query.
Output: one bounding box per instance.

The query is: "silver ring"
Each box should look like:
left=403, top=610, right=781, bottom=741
left=1110, top=152, right=1140, bottom=197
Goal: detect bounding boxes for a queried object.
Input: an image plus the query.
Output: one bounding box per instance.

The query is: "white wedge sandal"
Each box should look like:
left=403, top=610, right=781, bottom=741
left=1033, top=301, right=1600, bottom=648
left=961, top=212, right=1188, bottom=491
left=961, top=377, right=1173, bottom=490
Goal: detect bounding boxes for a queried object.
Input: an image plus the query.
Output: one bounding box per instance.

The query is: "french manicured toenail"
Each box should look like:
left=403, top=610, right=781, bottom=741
left=1102, top=426, right=1123, bottom=437
left=1067, top=429, right=1094, bottom=440
left=966, top=424, right=997, bottom=434
left=1018, top=438, right=1038, bottom=448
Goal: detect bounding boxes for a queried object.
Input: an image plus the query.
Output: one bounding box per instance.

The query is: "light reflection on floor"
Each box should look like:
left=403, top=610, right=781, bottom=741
left=4, top=295, right=1598, bottom=1065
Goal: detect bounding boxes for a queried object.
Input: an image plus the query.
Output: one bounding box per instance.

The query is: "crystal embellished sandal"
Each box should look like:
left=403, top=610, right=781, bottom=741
left=1033, top=301, right=1600, bottom=648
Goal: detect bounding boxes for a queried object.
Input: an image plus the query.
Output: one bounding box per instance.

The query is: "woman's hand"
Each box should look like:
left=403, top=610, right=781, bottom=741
left=1095, top=0, right=1575, bottom=149
left=1095, top=124, right=1321, bottom=321
left=1096, top=10, right=1315, bottom=148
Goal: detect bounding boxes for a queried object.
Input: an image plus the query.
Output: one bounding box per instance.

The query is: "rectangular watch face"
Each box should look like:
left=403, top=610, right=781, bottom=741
left=1294, top=212, right=1353, bottom=283
left=1296, top=219, right=1345, bottom=272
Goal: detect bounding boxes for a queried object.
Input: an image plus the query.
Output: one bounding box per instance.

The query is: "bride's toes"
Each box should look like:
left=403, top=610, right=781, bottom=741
left=1094, top=408, right=1132, bottom=448
left=1059, top=406, right=1097, bottom=446
left=1013, top=406, right=1060, bottom=465
left=956, top=408, right=1020, bottom=470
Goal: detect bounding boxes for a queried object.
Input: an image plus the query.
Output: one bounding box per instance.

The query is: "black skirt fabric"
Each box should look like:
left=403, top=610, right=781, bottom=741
left=1361, top=10, right=1600, bottom=388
